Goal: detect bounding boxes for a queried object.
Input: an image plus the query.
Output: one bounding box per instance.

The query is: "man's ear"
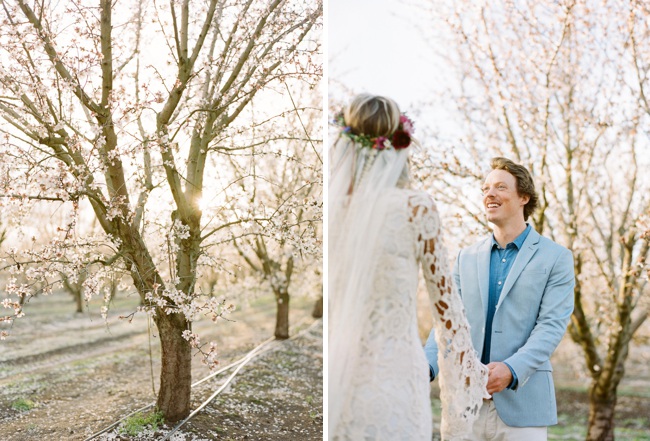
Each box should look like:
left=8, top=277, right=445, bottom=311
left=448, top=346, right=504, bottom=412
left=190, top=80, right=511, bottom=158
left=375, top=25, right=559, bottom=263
left=520, top=194, right=530, bottom=206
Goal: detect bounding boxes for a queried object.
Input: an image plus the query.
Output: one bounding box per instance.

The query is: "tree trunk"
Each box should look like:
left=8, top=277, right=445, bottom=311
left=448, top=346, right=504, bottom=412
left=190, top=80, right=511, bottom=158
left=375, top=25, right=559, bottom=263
left=61, top=273, right=85, bottom=313
left=153, top=311, right=192, bottom=422
left=122, top=227, right=193, bottom=422
left=74, top=290, right=83, bottom=313
left=274, top=288, right=290, bottom=339
left=586, top=385, right=616, bottom=441
left=311, top=295, right=323, bottom=318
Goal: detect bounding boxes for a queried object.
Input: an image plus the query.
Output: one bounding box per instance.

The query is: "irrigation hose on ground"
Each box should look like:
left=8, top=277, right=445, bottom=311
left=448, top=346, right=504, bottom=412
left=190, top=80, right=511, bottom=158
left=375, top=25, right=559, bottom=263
left=82, top=317, right=320, bottom=441
left=162, top=318, right=320, bottom=440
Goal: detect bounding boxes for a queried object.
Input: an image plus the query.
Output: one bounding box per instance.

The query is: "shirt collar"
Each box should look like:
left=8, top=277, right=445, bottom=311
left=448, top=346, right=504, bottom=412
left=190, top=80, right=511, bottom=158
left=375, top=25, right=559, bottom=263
left=491, top=224, right=532, bottom=250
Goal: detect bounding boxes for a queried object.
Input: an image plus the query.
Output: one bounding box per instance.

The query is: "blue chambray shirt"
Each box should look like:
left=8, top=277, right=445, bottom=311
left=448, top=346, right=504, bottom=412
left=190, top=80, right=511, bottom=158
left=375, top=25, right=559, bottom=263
left=482, top=224, right=531, bottom=389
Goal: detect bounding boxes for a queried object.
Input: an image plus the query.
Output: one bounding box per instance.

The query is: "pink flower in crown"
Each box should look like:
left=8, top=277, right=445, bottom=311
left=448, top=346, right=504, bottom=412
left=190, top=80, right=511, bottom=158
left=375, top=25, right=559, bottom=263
left=400, top=115, right=414, bottom=135
left=373, top=136, right=389, bottom=150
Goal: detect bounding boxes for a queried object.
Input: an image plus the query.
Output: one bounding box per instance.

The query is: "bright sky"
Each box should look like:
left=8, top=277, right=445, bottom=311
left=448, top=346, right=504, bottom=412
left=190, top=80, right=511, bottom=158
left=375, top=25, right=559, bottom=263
left=329, top=0, right=442, bottom=110
left=328, top=0, right=463, bottom=147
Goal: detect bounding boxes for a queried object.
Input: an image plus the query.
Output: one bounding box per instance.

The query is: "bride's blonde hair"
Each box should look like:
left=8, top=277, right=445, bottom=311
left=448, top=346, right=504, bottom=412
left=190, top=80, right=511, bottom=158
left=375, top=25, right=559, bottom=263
left=343, top=94, right=400, bottom=138
left=340, top=94, right=411, bottom=189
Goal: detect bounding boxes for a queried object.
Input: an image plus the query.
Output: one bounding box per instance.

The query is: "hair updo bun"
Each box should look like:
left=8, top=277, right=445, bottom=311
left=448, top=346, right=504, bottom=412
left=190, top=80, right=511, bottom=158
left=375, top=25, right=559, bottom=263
left=344, top=94, right=400, bottom=138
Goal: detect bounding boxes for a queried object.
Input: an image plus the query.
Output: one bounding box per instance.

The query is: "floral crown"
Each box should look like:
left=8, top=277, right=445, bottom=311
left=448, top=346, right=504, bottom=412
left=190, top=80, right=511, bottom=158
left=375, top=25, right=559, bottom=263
left=333, top=111, right=415, bottom=150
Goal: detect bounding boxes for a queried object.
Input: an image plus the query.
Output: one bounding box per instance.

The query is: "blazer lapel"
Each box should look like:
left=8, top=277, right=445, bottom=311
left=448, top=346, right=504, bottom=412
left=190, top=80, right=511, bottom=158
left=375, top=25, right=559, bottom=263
left=477, top=237, right=492, bottom=316
left=497, top=228, right=541, bottom=307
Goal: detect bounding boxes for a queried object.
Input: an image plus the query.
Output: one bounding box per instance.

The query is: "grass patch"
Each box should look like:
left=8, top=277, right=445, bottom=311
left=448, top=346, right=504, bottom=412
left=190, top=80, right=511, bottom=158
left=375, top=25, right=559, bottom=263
left=549, top=426, right=650, bottom=440
left=118, top=410, right=165, bottom=436
left=11, top=398, right=35, bottom=412
left=549, top=424, right=586, bottom=439
left=616, top=386, right=650, bottom=399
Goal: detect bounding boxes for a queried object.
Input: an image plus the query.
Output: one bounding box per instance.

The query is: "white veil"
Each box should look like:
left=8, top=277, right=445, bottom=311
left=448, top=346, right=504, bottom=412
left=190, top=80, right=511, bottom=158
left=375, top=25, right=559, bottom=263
left=328, top=134, right=410, bottom=435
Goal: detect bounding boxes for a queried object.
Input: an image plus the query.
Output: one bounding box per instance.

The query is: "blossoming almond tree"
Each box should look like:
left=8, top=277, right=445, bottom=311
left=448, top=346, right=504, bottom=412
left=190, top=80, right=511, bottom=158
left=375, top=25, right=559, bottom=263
left=0, top=0, right=321, bottom=422
left=415, top=1, right=650, bottom=439
left=229, top=92, right=322, bottom=339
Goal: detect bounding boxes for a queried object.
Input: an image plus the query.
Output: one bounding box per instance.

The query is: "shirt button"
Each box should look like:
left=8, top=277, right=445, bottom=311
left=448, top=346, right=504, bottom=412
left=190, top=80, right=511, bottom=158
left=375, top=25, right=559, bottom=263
left=498, top=281, right=502, bottom=285
left=502, top=258, right=506, bottom=263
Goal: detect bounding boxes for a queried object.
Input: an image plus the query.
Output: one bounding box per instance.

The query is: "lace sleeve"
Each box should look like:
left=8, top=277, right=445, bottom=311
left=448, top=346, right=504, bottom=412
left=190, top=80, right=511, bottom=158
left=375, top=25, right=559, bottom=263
left=409, top=193, right=489, bottom=440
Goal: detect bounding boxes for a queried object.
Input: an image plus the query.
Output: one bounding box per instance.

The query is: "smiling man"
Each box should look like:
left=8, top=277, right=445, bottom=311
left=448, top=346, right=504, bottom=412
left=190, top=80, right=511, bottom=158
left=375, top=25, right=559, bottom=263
left=424, top=157, right=575, bottom=440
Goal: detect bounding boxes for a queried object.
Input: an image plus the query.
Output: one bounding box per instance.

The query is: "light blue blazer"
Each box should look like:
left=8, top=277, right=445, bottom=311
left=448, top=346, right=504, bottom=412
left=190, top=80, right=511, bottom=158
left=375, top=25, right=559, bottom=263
left=424, top=227, right=574, bottom=427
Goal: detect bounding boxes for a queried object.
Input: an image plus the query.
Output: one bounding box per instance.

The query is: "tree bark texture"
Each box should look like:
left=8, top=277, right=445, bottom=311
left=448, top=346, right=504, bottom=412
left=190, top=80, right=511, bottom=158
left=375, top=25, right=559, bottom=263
left=153, top=312, right=192, bottom=422
left=586, top=386, right=616, bottom=441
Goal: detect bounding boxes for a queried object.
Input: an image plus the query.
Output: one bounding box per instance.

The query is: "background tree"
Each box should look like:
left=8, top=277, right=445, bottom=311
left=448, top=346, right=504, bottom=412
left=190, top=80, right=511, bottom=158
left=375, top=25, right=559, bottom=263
left=0, top=0, right=321, bottom=422
left=416, top=1, right=650, bottom=439
left=312, top=293, right=323, bottom=318
left=230, top=90, right=322, bottom=339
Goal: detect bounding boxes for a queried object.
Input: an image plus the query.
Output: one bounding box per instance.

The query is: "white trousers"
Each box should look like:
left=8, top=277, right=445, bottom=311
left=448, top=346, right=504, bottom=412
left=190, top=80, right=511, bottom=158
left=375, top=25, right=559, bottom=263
left=463, top=400, right=547, bottom=441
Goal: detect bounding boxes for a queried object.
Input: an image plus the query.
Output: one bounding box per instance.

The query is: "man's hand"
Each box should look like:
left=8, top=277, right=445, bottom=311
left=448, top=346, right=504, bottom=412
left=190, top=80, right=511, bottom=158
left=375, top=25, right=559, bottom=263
left=486, top=362, right=512, bottom=394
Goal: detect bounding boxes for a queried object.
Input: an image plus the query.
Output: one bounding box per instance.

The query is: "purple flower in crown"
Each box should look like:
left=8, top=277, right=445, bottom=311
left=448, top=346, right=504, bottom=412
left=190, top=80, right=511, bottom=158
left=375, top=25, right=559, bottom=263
left=400, top=115, right=414, bottom=135
left=373, top=136, right=389, bottom=150
left=343, top=126, right=352, bottom=133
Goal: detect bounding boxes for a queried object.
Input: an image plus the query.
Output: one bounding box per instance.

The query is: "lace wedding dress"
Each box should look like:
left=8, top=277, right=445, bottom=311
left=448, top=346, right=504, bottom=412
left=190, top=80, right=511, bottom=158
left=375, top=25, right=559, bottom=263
left=330, top=188, right=487, bottom=441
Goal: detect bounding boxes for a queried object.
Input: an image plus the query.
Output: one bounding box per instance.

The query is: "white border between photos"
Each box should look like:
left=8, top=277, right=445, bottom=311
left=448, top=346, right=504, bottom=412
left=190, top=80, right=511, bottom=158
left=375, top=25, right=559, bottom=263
left=322, top=0, right=329, bottom=438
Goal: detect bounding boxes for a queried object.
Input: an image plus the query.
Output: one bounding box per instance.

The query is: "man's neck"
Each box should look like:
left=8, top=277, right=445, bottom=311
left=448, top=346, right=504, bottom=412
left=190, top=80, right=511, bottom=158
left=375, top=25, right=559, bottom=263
left=492, top=221, right=528, bottom=248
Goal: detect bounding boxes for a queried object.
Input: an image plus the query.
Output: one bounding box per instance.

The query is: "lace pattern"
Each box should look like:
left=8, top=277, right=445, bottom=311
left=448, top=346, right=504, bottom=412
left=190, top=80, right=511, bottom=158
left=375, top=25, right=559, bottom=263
left=409, top=191, right=489, bottom=440
left=331, top=189, right=487, bottom=441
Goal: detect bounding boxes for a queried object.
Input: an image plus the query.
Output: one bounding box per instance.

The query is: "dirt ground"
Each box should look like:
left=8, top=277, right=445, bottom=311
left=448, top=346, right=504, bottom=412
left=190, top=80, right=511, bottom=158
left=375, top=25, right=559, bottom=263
left=4, top=289, right=648, bottom=440
left=0, top=293, right=322, bottom=440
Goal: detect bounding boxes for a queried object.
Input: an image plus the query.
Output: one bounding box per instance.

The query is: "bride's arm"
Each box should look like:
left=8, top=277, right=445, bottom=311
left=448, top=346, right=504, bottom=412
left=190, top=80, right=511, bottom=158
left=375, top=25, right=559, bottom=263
left=409, top=193, right=488, bottom=439
left=423, top=250, right=463, bottom=380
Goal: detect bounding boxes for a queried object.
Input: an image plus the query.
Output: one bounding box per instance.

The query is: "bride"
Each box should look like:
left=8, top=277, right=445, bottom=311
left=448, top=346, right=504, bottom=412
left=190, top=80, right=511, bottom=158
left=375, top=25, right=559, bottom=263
left=328, top=94, right=489, bottom=441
